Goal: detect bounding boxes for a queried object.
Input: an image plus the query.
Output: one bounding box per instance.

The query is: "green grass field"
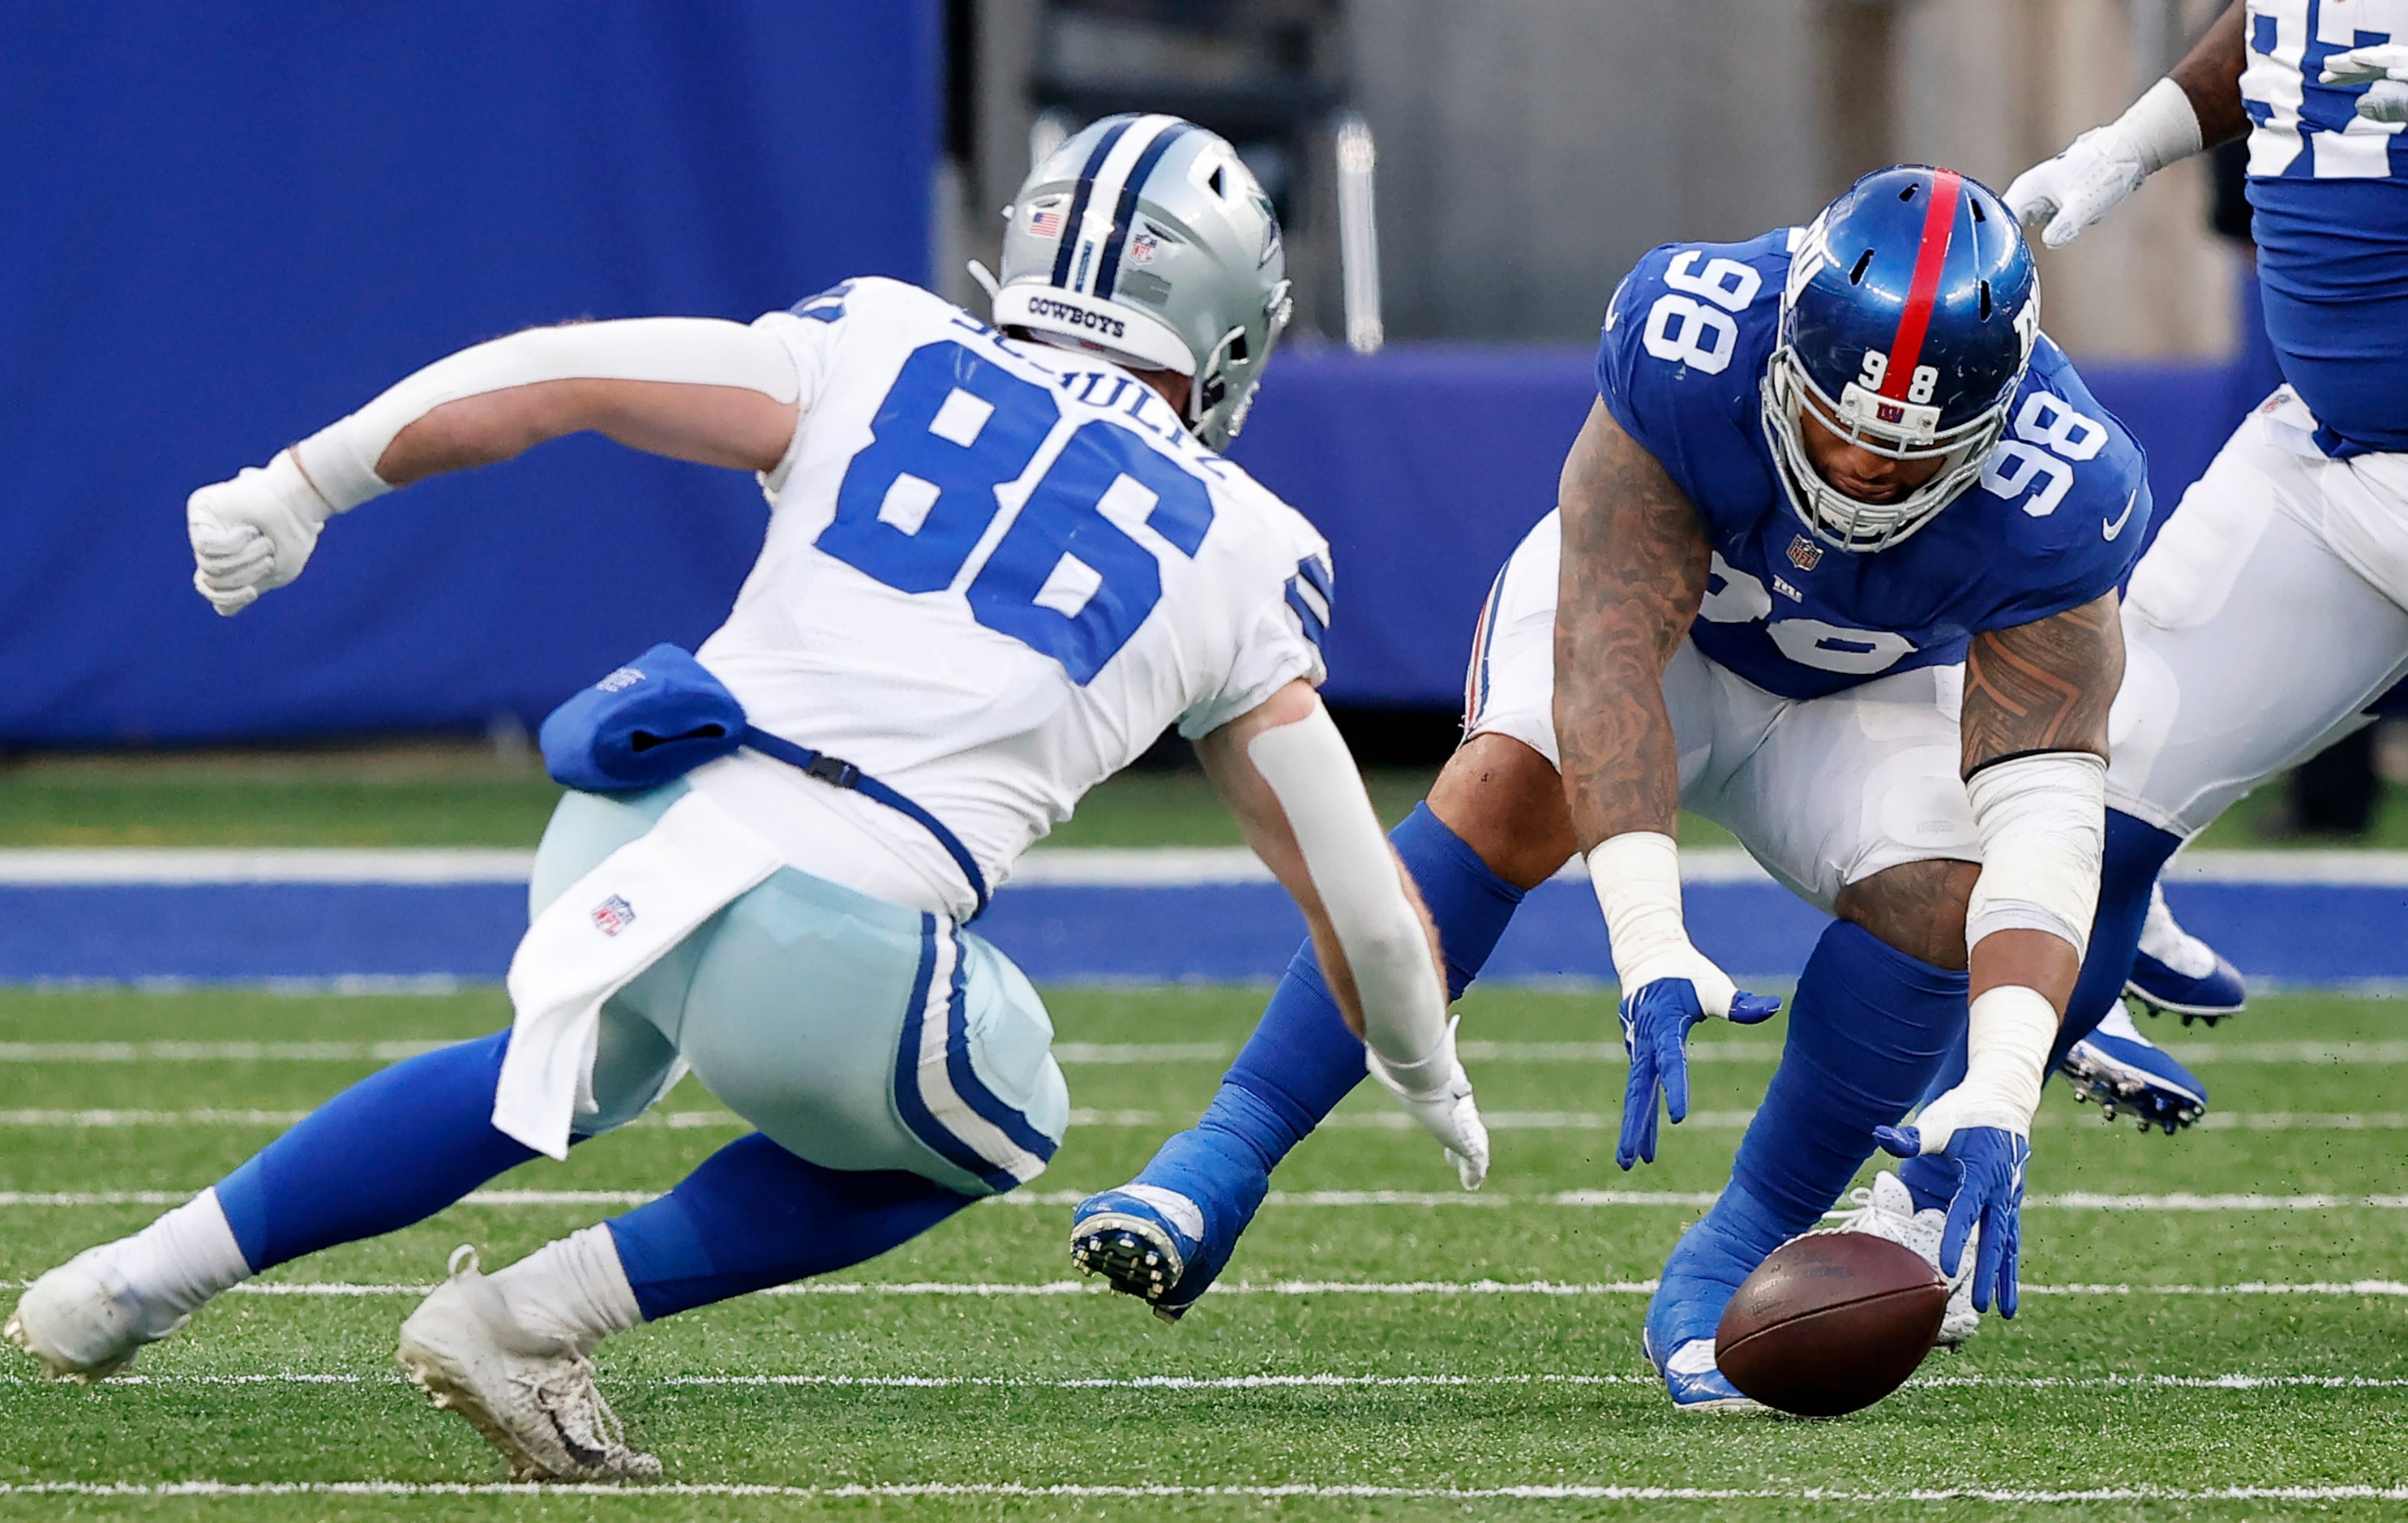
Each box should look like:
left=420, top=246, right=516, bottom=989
left=9, top=741, right=2403, bottom=851
left=1, top=983, right=2405, bottom=1518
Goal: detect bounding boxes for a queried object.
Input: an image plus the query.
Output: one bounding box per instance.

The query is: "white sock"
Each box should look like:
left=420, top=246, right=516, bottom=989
left=2137, top=883, right=2218, bottom=977
left=114, top=1189, right=252, bottom=1317
left=489, top=1225, right=644, bottom=1355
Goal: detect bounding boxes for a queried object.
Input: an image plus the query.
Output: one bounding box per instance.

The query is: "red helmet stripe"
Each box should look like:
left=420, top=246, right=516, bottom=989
left=1879, top=168, right=1962, bottom=399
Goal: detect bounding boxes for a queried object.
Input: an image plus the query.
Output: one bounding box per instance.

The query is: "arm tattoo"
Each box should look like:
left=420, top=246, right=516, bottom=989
left=1551, top=401, right=1711, bottom=848
left=1960, top=591, right=2124, bottom=775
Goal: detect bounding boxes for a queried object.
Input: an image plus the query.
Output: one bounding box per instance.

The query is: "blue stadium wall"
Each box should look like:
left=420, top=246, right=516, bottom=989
left=0, top=6, right=2254, bottom=742
left=0, top=2, right=940, bottom=745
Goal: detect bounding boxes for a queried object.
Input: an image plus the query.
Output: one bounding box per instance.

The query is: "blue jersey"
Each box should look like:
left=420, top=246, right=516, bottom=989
left=2241, top=0, right=2408, bottom=454
left=1596, top=230, right=2152, bottom=702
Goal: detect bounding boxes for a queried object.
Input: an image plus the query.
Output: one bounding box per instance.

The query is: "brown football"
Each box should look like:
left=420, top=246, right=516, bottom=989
left=1714, top=1231, right=1948, bottom=1417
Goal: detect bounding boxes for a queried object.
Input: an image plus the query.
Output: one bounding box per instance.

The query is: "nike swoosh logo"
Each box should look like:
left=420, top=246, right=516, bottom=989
left=2102, top=489, right=2136, bottom=542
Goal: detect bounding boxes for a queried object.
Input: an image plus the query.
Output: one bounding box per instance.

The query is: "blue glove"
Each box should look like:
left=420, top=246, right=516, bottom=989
left=1874, top=1122, right=2029, bottom=1316
left=1617, top=978, right=1782, bottom=1169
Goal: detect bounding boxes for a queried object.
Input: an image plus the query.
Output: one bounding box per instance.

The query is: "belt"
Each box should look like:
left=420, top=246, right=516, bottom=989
left=739, top=727, right=990, bottom=918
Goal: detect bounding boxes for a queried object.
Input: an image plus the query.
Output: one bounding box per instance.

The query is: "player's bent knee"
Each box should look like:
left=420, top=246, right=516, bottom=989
left=1426, top=733, right=1578, bottom=891
left=1834, top=859, right=1980, bottom=972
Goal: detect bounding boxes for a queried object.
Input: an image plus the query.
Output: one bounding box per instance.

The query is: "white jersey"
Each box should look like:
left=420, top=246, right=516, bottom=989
left=686, top=277, right=1330, bottom=918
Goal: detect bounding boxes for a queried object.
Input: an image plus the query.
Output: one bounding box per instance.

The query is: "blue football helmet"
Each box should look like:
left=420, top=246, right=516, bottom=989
left=1763, top=165, right=2040, bottom=553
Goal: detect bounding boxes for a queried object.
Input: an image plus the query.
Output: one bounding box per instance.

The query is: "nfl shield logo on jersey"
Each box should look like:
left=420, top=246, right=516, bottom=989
left=1786, top=535, right=1823, bottom=572
left=590, top=894, right=636, bottom=937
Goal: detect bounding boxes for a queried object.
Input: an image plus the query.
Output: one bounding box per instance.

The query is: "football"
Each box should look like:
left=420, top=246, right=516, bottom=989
left=1714, top=1231, right=1950, bottom=1417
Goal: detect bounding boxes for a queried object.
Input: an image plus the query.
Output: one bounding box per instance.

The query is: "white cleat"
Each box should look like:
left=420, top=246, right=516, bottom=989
left=1823, top=1171, right=1980, bottom=1349
left=5, top=1244, right=190, bottom=1382
left=396, top=1246, right=661, bottom=1483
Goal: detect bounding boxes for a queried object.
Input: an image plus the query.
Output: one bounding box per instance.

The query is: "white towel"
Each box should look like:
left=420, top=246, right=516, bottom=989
left=493, top=790, right=784, bottom=1158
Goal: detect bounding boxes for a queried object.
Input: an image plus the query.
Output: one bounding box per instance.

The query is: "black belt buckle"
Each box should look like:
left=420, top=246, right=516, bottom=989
left=804, top=753, right=863, bottom=790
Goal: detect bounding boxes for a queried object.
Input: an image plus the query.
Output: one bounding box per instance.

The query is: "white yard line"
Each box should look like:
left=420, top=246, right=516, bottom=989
left=0, top=1481, right=2402, bottom=1503
left=11, top=1369, right=2408, bottom=1392
left=11, top=1186, right=2408, bottom=1211
left=8, top=1036, right=2408, bottom=1066
left=0, top=849, right=538, bottom=885
left=8, top=1105, right=2397, bottom=1134
left=13, top=1276, right=2389, bottom=1300
left=11, top=843, right=2402, bottom=887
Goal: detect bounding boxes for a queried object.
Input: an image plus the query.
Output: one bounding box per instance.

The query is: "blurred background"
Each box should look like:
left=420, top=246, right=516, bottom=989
left=4, top=0, right=2397, bottom=859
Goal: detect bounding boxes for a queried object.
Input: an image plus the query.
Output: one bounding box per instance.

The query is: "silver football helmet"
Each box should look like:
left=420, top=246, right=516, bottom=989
left=991, top=114, right=1293, bottom=451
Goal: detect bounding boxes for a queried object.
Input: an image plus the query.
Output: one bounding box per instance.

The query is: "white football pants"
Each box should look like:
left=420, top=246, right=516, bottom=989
left=1463, top=509, right=1979, bottom=913
left=2107, top=388, right=2408, bottom=839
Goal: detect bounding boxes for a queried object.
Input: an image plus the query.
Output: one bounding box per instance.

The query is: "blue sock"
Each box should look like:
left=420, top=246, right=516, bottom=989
left=1179, top=802, right=1527, bottom=1178
left=2054, top=810, right=2183, bottom=1064
left=1899, top=809, right=2182, bottom=1210
left=607, top=1135, right=971, bottom=1320
left=1647, top=920, right=1965, bottom=1358
left=214, top=1031, right=540, bottom=1272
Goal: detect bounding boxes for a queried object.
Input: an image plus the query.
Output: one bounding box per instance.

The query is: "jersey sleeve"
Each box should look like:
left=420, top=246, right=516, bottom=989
left=1176, top=521, right=1333, bottom=742
left=1974, top=341, right=2154, bottom=630
left=748, top=279, right=862, bottom=500
left=1592, top=237, right=1784, bottom=513
left=1594, top=246, right=1700, bottom=483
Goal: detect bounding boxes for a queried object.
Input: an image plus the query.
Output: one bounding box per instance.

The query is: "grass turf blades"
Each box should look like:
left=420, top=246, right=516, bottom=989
left=0, top=985, right=2401, bottom=1518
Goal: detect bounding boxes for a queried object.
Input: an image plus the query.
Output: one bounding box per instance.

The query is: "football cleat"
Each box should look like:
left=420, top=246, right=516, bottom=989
left=2124, top=885, right=2246, bottom=1026
left=5, top=1243, right=191, bottom=1382
left=397, top=1246, right=660, bottom=1483
left=1069, top=1185, right=1207, bottom=1322
left=2062, top=1005, right=2208, bottom=1134
left=1070, top=1126, right=1271, bottom=1323
left=1823, top=1171, right=1979, bottom=1348
left=1644, top=1331, right=1767, bottom=1414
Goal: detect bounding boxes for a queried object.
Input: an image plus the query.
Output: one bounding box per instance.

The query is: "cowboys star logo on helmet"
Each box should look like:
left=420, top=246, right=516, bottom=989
left=990, top=114, right=1294, bottom=450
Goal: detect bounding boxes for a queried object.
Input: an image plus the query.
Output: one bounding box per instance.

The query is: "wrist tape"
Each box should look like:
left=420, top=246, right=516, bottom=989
left=1959, top=985, right=2059, bottom=1134
left=1587, top=831, right=1704, bottom=997
left=2119, top=76, right=2207, bottom=174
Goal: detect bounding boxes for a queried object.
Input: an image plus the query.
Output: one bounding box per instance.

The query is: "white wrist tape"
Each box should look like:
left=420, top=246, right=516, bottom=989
left=2119, top=76, right=2207, bottom=174
left=1247, top=706, right=1450, bottom=1075
left=291, top=318, right=802, bottom=512
left=1587, top=831, right=1695, bottom=986
left=1965, top=750, right=2106, bottom=956
left=1957, top=985, right=2060, bottom=1135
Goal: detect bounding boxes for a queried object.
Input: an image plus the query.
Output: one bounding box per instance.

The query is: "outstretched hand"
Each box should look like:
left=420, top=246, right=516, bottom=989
left=1365, top=1016, right=1491, bottom=1191
left=1617, top=978, right=1781, bottom=1169
left=1875, top=1122, right=2029, bottom=1317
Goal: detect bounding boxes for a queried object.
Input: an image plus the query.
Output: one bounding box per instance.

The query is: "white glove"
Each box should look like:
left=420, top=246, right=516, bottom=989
left=1365, top=1015, right=1489, bottom=1191
left=186, top=452, right=339, bottom=616
left=2323, top=45, right=2408, bottom=123
left=2004, top=78, right=2203, bottom=247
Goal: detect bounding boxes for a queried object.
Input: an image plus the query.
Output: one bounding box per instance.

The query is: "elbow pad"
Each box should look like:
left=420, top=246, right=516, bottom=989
left=1246, top=706, right=1450, bottom=1074
left=291, top=318, right=802, bottom=513
left=1965, top=750, right=2107, bottom=957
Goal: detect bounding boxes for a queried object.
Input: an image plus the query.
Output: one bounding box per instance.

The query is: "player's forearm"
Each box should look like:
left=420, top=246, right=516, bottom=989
left=2170, top=0, right=2252, bottom=148
left=1960, top=600, right=2121, bottom=1011
left=290, top=319, right=802, bottom=510
left=1551, top=407, right=1707, bottom=850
